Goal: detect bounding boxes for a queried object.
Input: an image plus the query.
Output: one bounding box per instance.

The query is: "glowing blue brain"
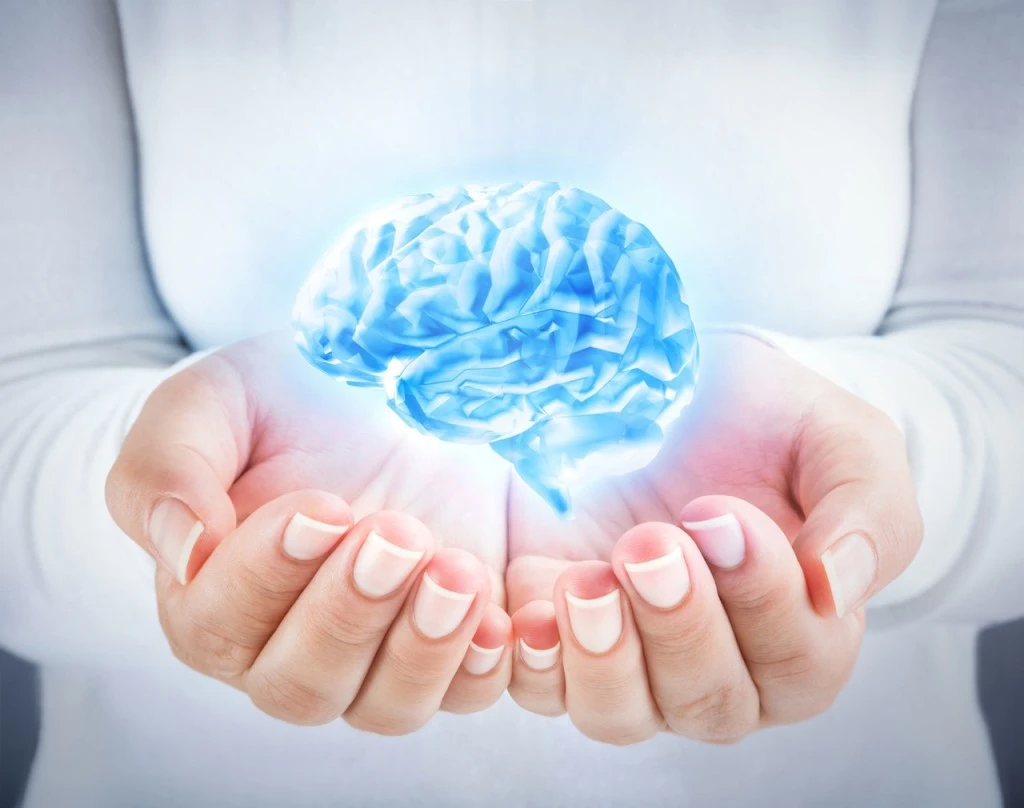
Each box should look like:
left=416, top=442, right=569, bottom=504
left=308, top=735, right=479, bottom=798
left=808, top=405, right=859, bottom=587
left=292, top=181, right=699, bottom=514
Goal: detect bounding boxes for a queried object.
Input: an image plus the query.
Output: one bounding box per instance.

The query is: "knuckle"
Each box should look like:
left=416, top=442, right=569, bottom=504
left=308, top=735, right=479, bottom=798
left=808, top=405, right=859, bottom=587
left=758, top=640, right=849, bottom=692
left=303, top=600, right=385, bottom=656
left=179, top=608, right=260, bottom=679
left=158, top=599, right=209, bottom=673
left=224, top=563, right=297, bottom=620
left=642, top=631, right=697, bottom=668
left=124, top=449, right=196, bottom=506
left=749, top=647, right=820, bottom=688
left=247, top=669, right=338, bottom=726
left=641, top=615, right=725, bottom=670
left=105, top=453, right=167, bottom=541
left=665, top=679, right=756, bottom=743
left=878, top=505, right=924, bottom=572
left=162, top=627, right=199, bottom=671
left=720, top=581, right=792, bottom=616
left=377, top=641, right=447, bottom=690
left=749, top=639, right=857, bottom=723
left=156, top=583, right=266, bottom=683
left=147, top=462, right=191, bottom=500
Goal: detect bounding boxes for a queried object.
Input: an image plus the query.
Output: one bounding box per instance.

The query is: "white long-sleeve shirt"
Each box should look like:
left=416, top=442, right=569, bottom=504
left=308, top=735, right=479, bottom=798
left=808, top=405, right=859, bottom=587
left=1, top=1, right=1021, bottom=806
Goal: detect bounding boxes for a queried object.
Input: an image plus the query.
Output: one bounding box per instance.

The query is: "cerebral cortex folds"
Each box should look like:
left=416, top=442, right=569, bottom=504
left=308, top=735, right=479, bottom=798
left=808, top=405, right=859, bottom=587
left=292, top=181, right=699, bottom=514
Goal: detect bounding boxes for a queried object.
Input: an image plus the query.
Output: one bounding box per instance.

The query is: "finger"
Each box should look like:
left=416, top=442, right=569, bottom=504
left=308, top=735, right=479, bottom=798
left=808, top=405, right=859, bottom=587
left=607, top=524, right=760, bottom=743
left=791, top=402, right=923, bottom=618
left=157, top=489, right=352, bottom=683
left=505, top=554, right=572, bottom=615
left=105, top=359, right=246, bottom=583
left=441, top=602, right=513, bottom=714
left=485, top=566, right=507, bottom=610
left=553, top=562, right=663, bottom=745
left=678, top=497, right=862, bottom=723
left=344, top=548, right=490, bottom=735
left=245, top=512, right=433, bottom=725
left=509, top=599, right=565, bottom=717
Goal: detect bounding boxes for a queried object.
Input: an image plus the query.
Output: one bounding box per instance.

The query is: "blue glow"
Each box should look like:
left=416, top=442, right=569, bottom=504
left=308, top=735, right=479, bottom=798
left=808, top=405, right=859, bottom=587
left=292, top=181, right=699, bottom=514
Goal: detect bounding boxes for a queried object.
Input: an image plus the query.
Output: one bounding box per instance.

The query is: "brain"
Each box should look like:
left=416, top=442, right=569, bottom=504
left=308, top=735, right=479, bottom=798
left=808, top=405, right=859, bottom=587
left=292, top=181, right=699, bottom=514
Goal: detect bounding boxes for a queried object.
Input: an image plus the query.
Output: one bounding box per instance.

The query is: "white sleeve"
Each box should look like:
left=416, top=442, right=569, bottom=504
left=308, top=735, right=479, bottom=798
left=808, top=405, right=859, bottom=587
left=0, top=0, right=187, bottom=666
left=753, top=1, right=1024, bottom=626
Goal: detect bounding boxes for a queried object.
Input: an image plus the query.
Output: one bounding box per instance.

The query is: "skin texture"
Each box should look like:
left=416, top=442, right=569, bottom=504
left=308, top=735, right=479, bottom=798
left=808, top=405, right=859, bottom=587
left=505, top=333, right=922, bottom=743
left=106, top=331, right=511, bottom=730
left=105, top=330, right=922, bottom=741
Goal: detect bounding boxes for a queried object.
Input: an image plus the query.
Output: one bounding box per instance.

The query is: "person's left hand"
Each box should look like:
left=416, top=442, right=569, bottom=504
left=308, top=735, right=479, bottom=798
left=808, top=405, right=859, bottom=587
left=504, top=331, right=923, bottom=744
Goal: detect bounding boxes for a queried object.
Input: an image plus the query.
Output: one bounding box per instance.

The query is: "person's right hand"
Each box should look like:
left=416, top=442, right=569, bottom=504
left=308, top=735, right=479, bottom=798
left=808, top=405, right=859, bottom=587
left=105, top=331, right=512, bottom=731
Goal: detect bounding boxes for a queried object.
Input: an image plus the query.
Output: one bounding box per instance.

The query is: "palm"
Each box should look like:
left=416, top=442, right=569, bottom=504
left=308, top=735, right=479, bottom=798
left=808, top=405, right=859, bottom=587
left=507, top=334, right=807, bottom=563
left=212, top=333, right=808, bottom=579
left=217, top=332, right=509, bottom=573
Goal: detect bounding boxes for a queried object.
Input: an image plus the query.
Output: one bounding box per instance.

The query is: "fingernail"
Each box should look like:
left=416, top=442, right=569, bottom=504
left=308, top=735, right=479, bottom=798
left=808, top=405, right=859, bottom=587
left=282, top=513, right=349, bottom=561
left=149, top=499, right=204, bottom=585
left=463, top=642, right=504, bottom=676
left=821, top=532, right=877, bottom=619
left=624, top=546, right=690, bottom=609
left=565, top=590, right=622, bottom=654
left=519, top=639, right=561, bottom=671
left=682, top=513, right=745, bottom=569
left=413, top=574, right=475, bottom=639
left=352, top=530, right=425, bottom=597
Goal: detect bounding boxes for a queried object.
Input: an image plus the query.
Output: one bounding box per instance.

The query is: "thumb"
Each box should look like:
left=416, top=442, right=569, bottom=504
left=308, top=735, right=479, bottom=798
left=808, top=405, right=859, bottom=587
left=792, top=404, right=924, bottom=619
left=105, top=358, right=244, bottom=585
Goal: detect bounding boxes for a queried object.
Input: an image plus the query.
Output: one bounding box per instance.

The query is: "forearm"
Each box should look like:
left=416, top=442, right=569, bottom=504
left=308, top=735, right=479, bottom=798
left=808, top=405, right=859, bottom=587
left=0, top=363, right=180, bottom=666
left=757, top=0, right=1024, bottom=626
left=0, top=0, right=196, bottom=663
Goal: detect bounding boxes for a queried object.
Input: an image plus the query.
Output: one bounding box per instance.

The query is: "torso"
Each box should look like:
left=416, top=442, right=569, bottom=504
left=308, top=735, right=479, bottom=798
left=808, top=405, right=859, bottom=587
left=33, top=3, right=998, bottom=806
left=119, top=0, right=932, bottom=349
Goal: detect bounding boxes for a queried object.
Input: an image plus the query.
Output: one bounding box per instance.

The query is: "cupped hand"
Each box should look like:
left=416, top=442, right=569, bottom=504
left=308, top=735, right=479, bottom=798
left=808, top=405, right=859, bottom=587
left=105, top=330, right=512, bottom=730
left=505, top=332, right=923, bottom=744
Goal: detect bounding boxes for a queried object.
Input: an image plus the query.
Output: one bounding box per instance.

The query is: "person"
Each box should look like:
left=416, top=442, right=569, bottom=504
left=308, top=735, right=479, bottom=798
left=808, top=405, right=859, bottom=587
left=1, top=1, right=1021, bottom=806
